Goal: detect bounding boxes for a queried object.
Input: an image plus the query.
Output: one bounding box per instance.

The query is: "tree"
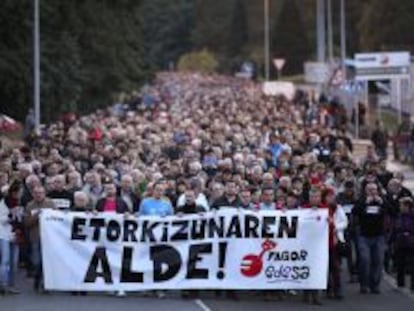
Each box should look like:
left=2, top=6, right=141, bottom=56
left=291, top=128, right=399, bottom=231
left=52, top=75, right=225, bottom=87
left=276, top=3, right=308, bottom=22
left=0, top=0, right=149, bottom=122
left=0, top=0, right=32, bottom=120
left=227, top=0, right=248, bottom=60
left=141, top=0, right=194, bottom=70
left=177, top=49, right=218, bottom=73
left=271, top=0, right=311, bottom=75
left=359, top=0, right=414, bottom=51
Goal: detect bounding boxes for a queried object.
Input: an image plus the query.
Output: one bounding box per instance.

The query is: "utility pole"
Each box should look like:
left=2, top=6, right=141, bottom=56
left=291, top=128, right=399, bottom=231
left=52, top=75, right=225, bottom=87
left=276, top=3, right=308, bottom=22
left=327, top=0, right=334, bottom=63
left=316, top=0, right=326, bottom=63
left=340, top=0, right=347, bottom=74
left=34, top=0, right=40, bottom=128
left=264, top=0, right=270, bottom=81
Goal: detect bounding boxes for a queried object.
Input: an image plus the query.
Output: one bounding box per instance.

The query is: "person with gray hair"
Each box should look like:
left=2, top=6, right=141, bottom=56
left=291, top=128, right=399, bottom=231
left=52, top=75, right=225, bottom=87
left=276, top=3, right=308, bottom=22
left=117, top=174, right=140, bottom=213
left=70, top=191, right=91, bottom=212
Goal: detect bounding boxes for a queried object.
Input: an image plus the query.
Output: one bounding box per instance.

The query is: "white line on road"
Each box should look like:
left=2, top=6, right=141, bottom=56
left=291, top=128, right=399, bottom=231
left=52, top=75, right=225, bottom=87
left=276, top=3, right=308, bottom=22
left=194, top=299, right=212, bottom=311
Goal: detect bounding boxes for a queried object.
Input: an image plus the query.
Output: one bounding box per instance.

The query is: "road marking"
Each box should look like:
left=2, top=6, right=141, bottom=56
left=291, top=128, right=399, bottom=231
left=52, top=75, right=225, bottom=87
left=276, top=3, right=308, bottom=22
left=384, top=273, right=414, bottom=301
left=194, top=299, right=212, bottom=311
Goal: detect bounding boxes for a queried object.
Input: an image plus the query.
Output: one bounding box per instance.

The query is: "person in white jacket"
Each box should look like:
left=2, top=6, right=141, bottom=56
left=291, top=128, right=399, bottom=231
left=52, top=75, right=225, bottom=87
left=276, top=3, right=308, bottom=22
left=176, top=178, right=209, bottom=211
left=0, top=198, right=13, bottom=294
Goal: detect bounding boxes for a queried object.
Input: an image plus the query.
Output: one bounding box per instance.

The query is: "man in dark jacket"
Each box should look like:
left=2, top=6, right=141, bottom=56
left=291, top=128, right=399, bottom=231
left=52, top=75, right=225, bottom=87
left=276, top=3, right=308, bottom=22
left=211, top=180, right=242, bottom=210
left=211, top=180, right=240, bottom=300
left=116, top=174, right=140, bottom=213
left=337, top=180, right=358, bottom=281
left=96, top=183, right=128, bottom=213
left=176, top=189, right=205, bottom=214
left=48, top=175, right=73, bottom=209
left=353, top=182, right=390, bottom=294
left=176, top=189, right=204, bottom=299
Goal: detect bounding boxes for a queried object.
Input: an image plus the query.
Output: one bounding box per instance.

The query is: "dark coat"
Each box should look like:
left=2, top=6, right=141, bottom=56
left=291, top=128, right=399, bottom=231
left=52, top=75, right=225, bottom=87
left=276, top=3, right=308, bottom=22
left=116, top=188, right=140, bottom=213
left=394, top=211, right=414, bottom=249
left=96, top=197, right=128, bottom=214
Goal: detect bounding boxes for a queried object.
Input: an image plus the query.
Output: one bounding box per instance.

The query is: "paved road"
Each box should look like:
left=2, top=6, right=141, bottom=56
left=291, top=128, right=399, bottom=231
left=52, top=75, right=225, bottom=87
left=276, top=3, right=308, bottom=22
left=1, top=266, right=413, bottom=311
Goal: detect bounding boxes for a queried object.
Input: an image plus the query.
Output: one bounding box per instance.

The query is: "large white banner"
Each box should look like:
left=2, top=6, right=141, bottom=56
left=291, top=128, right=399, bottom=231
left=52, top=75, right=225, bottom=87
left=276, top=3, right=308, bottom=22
left=40, top=208, right=328, bottom=291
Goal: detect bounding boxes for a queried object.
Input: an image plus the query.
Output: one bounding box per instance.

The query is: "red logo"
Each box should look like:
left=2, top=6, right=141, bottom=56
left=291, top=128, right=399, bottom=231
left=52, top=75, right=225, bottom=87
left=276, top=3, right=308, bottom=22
left=380, top=54, right=389, bottom=66
left=240, top=240, right=277, bottom=277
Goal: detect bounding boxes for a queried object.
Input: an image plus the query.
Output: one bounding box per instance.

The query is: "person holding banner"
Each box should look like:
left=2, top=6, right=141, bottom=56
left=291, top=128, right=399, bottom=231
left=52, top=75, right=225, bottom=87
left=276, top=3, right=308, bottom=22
left=139, top=181, right=173, bottom=217
left=323, top=188, right=348, bottom=300
left=48, top=175, right=73, bottom=210
left=176, top=189, right=204, bottom=299
left=71, top=191, right=92, bottom=212
left=239, top=187, right=254, bottom=209
left=302, top=188, right=325, bottom=305
left=24, top=186, right=55, bottom=292
left=211, top=180, right=242, bottom=210
left=96, top=183, right=128, bottom=214
left=116, top=174, right=140, bottom=213
left=211, top=180, right=241, bottom=300
left=176, top=189, right=206, bottom=215
left=257, top=187, right=277, bottom=211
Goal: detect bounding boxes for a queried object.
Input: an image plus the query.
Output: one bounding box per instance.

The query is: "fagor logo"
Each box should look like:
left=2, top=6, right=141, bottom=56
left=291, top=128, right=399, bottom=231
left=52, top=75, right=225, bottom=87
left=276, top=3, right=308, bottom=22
left=380, top=54, right=390, bottom=66
left=240, top=240, right=277, bottom=277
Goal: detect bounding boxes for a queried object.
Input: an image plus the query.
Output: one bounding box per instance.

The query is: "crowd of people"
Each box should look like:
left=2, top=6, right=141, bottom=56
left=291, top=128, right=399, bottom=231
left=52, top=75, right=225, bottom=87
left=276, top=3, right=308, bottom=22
left=0, top=72, right=414, bottom=304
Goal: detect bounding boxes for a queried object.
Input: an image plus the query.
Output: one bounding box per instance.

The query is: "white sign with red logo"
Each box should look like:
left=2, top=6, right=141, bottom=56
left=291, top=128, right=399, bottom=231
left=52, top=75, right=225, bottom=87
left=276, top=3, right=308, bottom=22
left=40, top=208, right=328, bottom=291
left=354, top=52, right=410, bottom=69
left=354, top=51, right=411, bottom=80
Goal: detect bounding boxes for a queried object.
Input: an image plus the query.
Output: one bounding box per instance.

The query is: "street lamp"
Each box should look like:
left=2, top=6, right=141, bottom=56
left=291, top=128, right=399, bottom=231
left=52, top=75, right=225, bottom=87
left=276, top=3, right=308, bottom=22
left=264, top=0, right=270, bottom=81
left=340, top=0, right=346, bottom=75
left=316, top=0, right=326, bottom=63
left=34, top=0, right=40, bottom=129
left=327, top=0, right=333, bottom=63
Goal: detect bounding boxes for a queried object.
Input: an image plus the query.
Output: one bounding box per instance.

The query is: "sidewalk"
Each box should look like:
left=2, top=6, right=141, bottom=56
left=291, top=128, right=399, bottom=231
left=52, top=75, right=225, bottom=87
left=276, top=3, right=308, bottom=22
left=354, top=139, right=414, bottom=299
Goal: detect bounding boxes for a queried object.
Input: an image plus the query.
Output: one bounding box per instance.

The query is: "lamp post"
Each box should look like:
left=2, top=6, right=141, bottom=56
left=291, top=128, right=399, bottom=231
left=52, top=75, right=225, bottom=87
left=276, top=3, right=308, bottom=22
left=34, top=0, right=40, bottom=129
left=327, top=0, right=333, bottom=63
left=340, top=0, right=346, bottom=74
left=316, top=0, right=326, bottom=63
left=264, top=0, right=270, bottom=81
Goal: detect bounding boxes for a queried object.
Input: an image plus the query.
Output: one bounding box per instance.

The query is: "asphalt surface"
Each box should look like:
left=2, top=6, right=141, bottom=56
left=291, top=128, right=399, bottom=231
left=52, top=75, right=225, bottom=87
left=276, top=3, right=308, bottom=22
left=1, top=260, right=413, bottom=311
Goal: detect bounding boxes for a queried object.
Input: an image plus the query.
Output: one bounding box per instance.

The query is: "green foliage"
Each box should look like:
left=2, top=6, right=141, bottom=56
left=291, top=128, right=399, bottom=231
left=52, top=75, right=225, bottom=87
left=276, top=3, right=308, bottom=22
left=141, top=0, right=195, bottom=70
left=2, top=0, right=414, bottom=123
left=0, top=0, right=148, bottom=122
left=177, top=49, right=218, bottom=73
left=271, top=0, right=311, bottom=76
left=358, top=0, right=414, bottom=51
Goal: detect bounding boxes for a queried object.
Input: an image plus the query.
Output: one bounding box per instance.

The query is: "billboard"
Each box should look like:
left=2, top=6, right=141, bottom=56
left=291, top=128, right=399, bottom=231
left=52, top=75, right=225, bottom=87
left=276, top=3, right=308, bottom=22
left=354, top=51, right=411, bottom=80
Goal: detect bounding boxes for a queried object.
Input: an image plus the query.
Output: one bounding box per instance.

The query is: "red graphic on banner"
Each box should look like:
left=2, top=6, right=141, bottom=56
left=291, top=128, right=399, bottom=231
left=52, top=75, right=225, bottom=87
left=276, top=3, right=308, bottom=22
left=240, top=240, right=277, bottom=277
